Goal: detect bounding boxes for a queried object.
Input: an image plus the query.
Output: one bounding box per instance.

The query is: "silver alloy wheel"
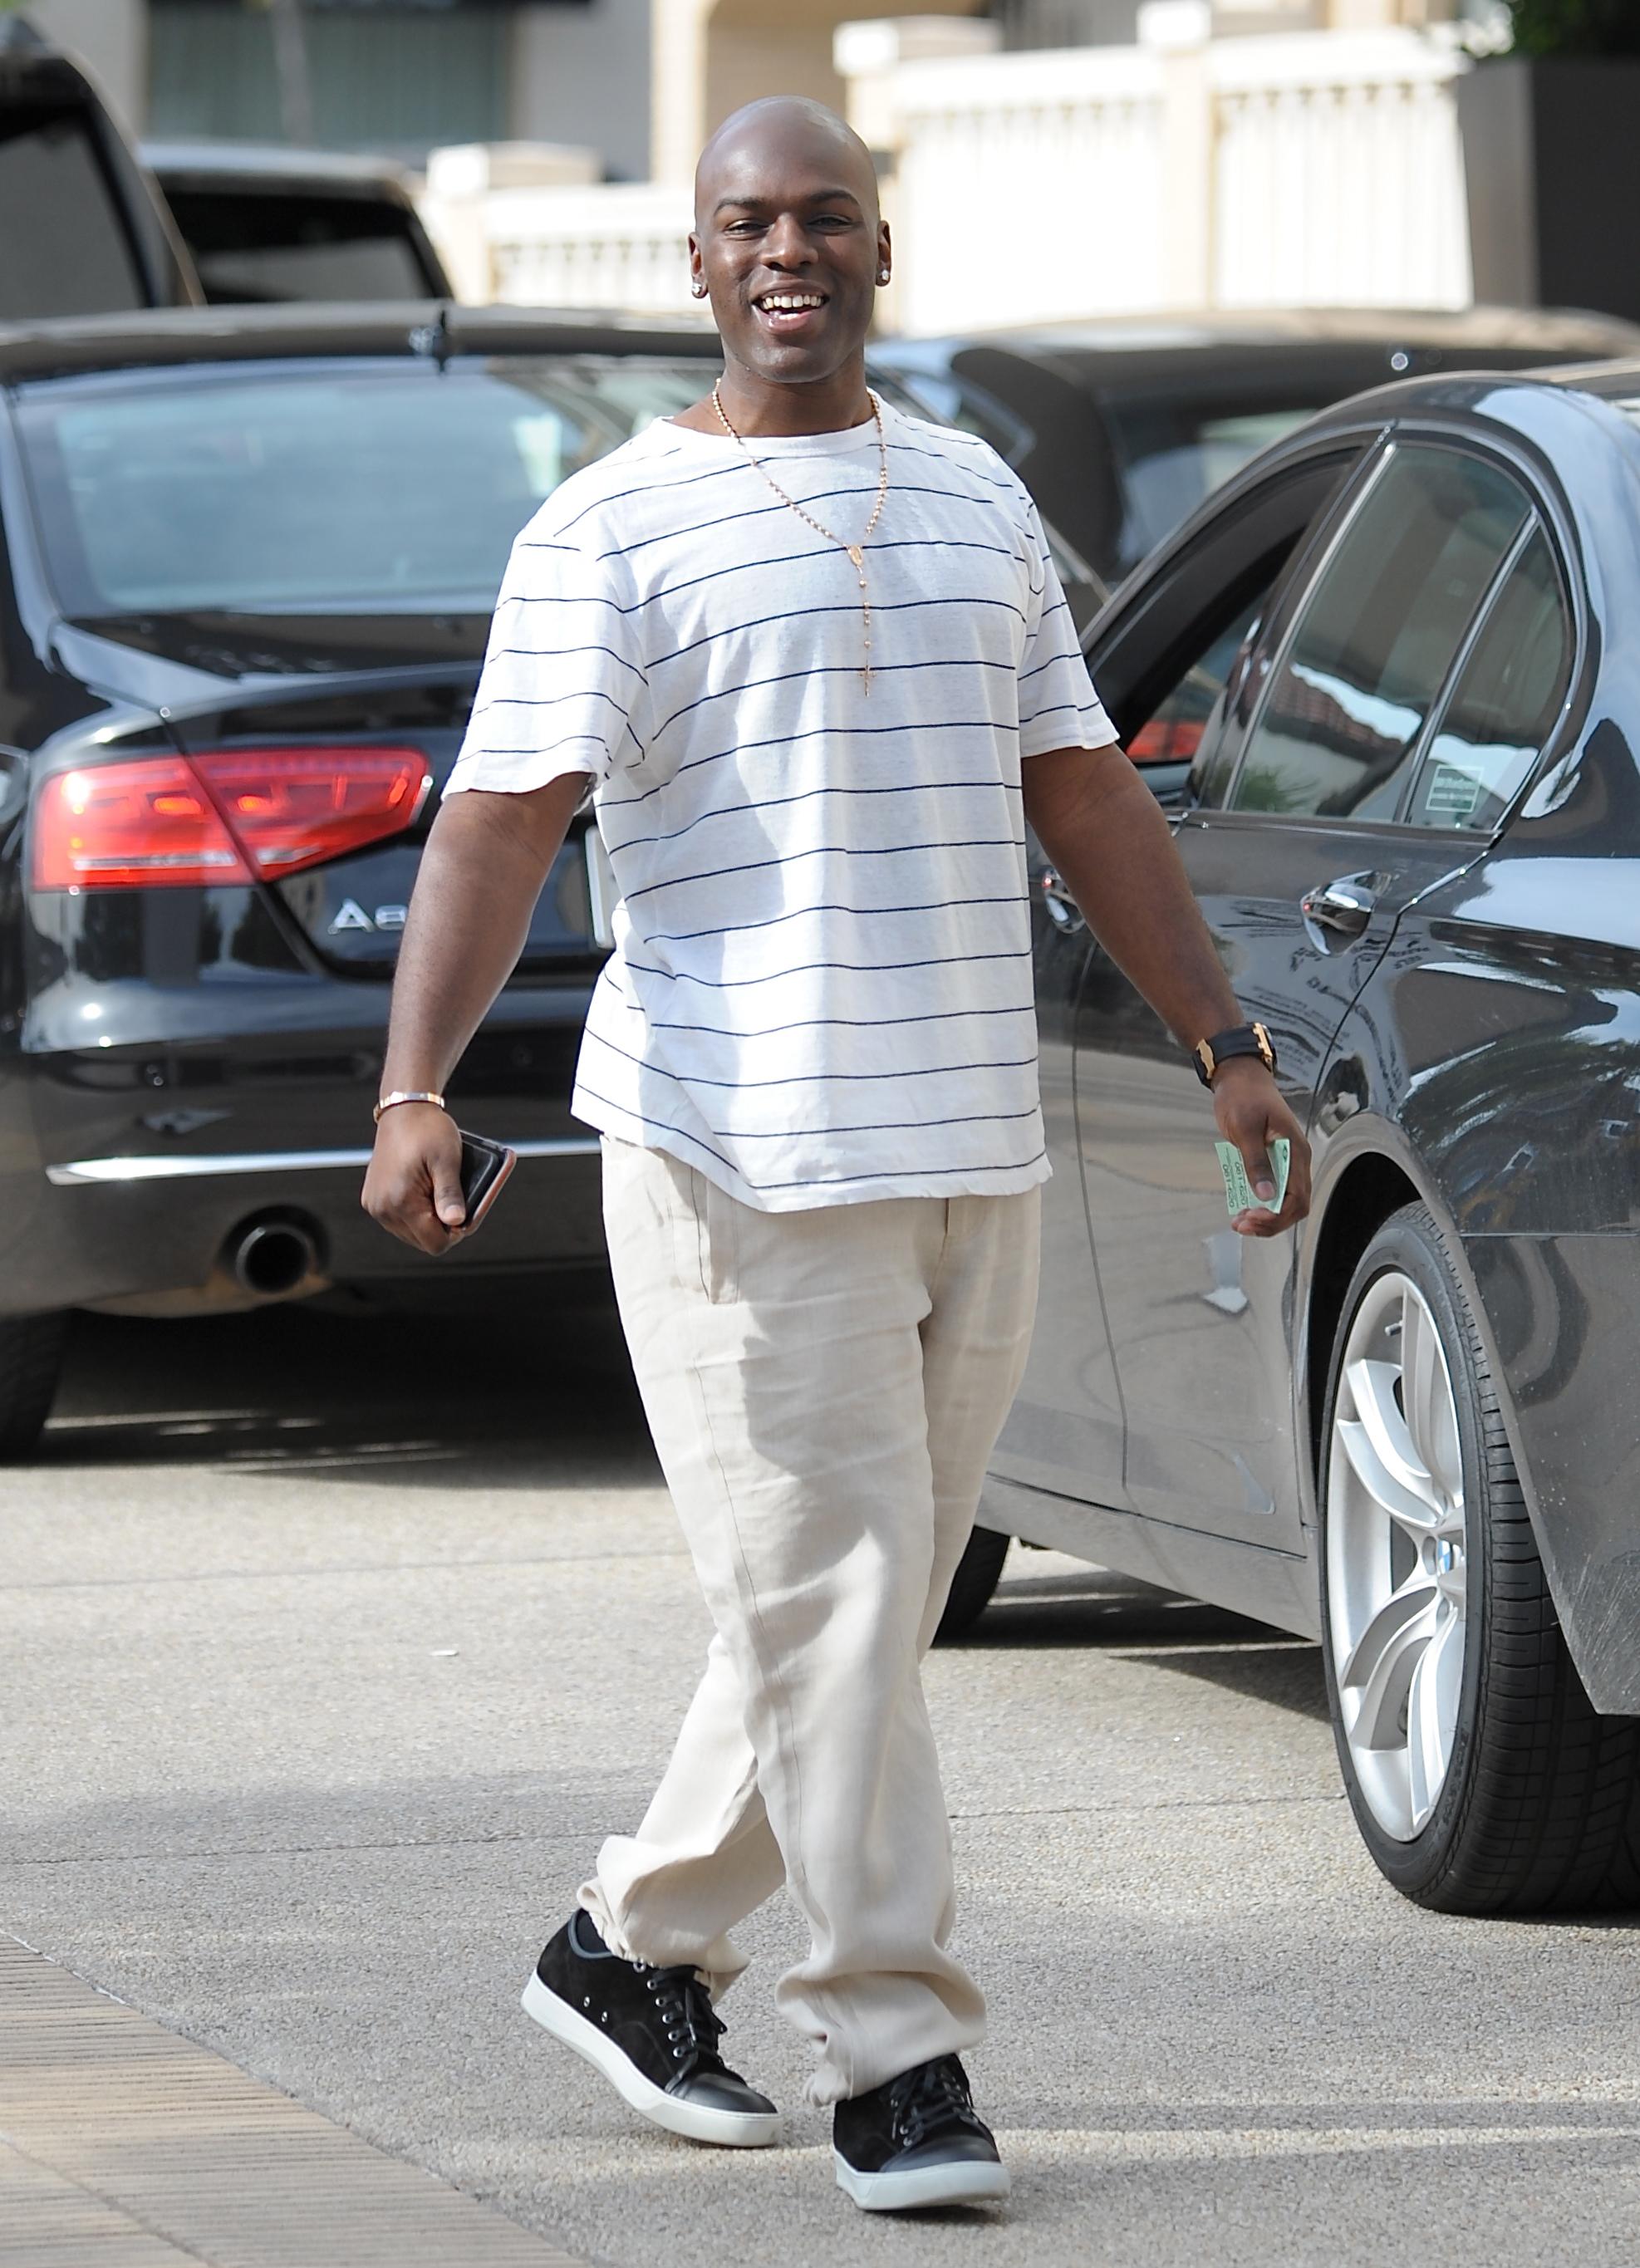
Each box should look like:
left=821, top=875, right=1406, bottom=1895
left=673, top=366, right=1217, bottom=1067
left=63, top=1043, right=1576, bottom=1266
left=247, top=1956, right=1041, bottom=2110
left=1326, top=1269, right=1468, bottom=1843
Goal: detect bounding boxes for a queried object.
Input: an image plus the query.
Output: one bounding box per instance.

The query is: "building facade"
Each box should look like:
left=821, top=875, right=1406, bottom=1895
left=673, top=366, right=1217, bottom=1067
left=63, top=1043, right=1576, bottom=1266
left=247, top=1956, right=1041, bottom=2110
left=26, top=0, right=1466, bottom=185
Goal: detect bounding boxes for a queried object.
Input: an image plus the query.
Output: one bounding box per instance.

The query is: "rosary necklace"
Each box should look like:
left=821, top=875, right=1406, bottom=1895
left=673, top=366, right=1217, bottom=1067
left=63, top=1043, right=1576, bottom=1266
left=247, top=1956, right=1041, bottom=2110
left=711, top=380, right=889, bottom=694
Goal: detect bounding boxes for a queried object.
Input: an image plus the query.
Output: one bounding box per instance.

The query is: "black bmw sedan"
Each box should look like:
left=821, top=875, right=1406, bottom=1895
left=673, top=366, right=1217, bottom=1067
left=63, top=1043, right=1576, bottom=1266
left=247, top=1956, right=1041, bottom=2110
left=873, top=309, right=1640, bottom=614
left=0, top=304, right=729, bottom=1451
left=955, top=356, right=1640, bottom=1917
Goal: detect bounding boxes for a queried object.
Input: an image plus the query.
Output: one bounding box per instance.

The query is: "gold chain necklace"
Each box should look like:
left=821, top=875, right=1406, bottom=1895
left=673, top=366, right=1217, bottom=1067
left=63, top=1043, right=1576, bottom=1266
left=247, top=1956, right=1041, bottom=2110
left=711, top=381, right=889, bottom=694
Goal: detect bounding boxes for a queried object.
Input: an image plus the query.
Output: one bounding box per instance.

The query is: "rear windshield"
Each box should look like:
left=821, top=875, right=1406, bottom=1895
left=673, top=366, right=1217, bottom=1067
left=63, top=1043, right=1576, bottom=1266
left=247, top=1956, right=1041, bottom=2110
left=1100, top=396, right=1320, bottom=569
left=15, top=356, right=714, bottom=616
left=161, top=187, right=439, bottom=304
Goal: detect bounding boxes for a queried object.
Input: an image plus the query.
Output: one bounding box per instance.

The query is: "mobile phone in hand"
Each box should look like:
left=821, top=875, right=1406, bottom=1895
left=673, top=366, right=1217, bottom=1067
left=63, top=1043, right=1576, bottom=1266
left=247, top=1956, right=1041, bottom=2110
left=457, top=1130, right=515, bottom=1231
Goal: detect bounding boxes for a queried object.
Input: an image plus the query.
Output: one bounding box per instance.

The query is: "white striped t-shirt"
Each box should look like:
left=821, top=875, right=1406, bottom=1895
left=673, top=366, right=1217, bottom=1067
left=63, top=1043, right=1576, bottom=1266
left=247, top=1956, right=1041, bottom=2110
left=444, top=399, right=1115, bottom=1210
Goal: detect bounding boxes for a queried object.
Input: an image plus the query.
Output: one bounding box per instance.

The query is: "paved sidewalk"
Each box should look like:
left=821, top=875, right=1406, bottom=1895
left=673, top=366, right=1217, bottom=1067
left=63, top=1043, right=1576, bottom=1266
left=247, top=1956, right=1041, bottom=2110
left=7, top=1308, right=1640, bottom=2268
left=0, top=1934, right=582, bottom=2268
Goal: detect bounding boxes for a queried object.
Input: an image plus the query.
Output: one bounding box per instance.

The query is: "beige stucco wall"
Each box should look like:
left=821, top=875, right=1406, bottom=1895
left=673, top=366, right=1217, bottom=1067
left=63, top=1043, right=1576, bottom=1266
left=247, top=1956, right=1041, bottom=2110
left=508, top=0, right=655, bottom=179
left=651, top=0, right=988, bottom=186
left=22, top=0, right=148, bottom=131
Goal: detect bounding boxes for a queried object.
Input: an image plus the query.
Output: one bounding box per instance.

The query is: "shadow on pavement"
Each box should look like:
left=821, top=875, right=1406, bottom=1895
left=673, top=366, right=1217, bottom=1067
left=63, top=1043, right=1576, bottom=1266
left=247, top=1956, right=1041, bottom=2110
left=960, top=1559, right=1329, bottom=1721
left=41, top=1303, right=658, bottom=1490
left=43, top=1309, right=1325, bottom=1725
left=1118, top=1637, right=1329, bottom=1723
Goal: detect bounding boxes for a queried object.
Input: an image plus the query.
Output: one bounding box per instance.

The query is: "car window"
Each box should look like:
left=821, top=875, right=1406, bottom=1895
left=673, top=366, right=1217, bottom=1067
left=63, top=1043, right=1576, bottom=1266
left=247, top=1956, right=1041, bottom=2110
left=16, top=357, right=714, bottom=617
left=1128, top=601, right=1260, bottom=768
left=1227, top=446, right=1531, bottom=821
left=162, top=188, right=437, bottom=304
left=878, top=369, right=1030, bottom=465
left=0, top=109, right=145, bottom=317
left=1103, top=402, right=1321, bottom=569
left=1405, top=524, right=1570, bottom=832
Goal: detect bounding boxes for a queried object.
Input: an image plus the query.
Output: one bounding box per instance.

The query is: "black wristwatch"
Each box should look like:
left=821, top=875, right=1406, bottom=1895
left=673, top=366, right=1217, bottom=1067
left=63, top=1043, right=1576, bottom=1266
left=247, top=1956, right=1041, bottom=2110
left=1192, top=1021, right=1276, bottom=1087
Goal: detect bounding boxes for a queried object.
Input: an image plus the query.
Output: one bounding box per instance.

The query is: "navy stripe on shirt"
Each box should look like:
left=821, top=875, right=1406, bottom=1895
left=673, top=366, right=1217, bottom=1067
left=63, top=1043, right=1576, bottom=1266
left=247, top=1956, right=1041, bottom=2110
left=599, top=718, right=1020, bottom=814
left=595, top=968, right=1036, bottom=1042
left=651, top=645, right=1027, bottom=744
left=620, top=944, right=1034, bottom=989
left=593, top=479, right=1019, bottom=564
left=576, top=1082, right=1048, bottom=1192
left=582, top=1021, right=1037, bottom=1090
left=543, top=432, right=1017, bottom=543
left=621, top=837, right=1024, bottom=907
left=641, top=892, right=1024, bottom=946
left=601, top=777, right=1022, bottom=857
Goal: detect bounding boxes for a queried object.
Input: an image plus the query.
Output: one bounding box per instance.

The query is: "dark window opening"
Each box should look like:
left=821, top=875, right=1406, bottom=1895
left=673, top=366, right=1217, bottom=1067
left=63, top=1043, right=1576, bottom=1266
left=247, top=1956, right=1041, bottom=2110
left=162, top=187, right=439, bottom=303
left=0, top=107, right=145, bottom=317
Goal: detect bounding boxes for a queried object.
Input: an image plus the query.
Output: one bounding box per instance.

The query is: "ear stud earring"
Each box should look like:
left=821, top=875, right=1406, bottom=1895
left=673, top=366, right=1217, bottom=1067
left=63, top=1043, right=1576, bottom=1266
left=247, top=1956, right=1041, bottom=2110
left=690, top=278, right=709, bottom=298
left=877, top=268, right=890, bottom=283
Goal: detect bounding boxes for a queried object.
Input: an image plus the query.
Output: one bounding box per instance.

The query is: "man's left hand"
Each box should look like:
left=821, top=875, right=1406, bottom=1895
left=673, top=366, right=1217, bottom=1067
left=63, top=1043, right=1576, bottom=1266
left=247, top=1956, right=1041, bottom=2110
left=1211, top=1059, right=1311, bottom=1239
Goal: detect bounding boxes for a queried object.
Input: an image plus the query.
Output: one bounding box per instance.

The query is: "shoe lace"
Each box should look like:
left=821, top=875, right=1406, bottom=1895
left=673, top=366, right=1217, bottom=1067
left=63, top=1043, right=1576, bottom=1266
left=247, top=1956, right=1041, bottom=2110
left=886, top=2057, right=984, bottom=2152
left=639, top=1963, right=728, bottom=2072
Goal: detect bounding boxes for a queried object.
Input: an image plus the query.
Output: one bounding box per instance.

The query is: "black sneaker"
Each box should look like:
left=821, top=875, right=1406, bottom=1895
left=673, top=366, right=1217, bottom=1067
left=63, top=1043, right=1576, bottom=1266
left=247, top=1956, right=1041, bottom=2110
left=833, top=2054, right=1009, bottom=2211
left=521, top=1910, right=780, bottom=2148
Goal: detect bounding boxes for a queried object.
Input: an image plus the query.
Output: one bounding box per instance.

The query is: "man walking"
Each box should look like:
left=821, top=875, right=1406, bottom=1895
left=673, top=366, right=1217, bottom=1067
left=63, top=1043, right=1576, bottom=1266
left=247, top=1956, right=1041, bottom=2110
left=365, top=96, right=1308, bottom=2212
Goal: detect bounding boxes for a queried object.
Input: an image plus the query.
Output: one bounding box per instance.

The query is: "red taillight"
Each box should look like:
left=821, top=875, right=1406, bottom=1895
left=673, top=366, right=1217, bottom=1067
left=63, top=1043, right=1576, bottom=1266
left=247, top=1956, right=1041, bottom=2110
left=190, top=749, right=432, bottom=878
left=32, top=759, right=250, bottom=890
left=1127, top=718, right=1205, bottom=765
left=32, top=748, right=431, bottom=891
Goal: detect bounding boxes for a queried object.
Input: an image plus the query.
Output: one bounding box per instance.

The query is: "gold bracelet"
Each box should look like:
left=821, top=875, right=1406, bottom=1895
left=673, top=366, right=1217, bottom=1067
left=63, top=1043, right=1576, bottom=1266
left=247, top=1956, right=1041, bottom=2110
left=373, top=1089, right=448, bottom=1125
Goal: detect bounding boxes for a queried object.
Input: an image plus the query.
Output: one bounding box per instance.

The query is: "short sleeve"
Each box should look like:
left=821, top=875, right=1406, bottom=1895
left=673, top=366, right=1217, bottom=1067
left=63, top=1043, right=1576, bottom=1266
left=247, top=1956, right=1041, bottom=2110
left=1016, top=500, right=1117, bottom=758
left=444, top=524, right=646, bottom=799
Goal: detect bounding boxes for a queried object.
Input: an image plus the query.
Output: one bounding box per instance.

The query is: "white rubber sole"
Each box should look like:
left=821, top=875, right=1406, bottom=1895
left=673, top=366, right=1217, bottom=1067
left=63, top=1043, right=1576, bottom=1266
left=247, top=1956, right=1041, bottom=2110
left=521, top=1971, right=780, bottom=2148
left=833, top=2148, right=1011, bottom=2212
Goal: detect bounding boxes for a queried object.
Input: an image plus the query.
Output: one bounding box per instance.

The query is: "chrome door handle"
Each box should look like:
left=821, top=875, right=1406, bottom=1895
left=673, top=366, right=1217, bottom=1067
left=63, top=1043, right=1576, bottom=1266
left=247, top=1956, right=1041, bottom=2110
left=1301, top=876, right=1376, bottom=939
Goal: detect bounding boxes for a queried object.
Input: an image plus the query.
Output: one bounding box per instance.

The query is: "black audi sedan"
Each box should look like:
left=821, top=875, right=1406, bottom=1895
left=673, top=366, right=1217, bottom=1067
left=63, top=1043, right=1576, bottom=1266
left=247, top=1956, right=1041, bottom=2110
left=948, top=357, right=1640, bottom=1919
left=0, top=303, right=734, bottom=1451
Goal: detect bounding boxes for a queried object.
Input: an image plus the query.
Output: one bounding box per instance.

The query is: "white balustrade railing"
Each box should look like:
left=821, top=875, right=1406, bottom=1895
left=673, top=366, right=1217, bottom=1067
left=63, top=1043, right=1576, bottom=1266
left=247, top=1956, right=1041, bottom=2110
left=479, top=183, right=698, bottom=317
left=1210, top=32, right=1471, bottom=312
left=886, top=46, right=1166, bottom=335
left=422, top=27, right=1474, bottom=328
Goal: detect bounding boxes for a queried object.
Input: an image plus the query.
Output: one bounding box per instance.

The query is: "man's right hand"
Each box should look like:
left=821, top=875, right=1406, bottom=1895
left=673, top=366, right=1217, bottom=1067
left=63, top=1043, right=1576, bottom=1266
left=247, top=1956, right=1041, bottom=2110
left=356, top=778, right=587, bottom=1254
left=362, top=1103, right=467, bottom=1253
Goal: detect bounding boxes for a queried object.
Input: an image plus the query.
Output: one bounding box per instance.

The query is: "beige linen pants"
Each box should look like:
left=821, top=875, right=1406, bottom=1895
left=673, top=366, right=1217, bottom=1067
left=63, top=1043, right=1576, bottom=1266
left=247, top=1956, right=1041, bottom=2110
left=579, top=1135, right=1041, bottom=2105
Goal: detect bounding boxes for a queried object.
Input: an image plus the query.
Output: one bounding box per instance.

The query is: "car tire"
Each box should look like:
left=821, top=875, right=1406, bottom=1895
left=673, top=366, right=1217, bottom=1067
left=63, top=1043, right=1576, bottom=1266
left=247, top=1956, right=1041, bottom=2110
left=1318, top=1203, right=1640, bottom=1914
left=0, top=1312, right=68, bottom=1460
left=933, top=1524, right=1011, bottom=1645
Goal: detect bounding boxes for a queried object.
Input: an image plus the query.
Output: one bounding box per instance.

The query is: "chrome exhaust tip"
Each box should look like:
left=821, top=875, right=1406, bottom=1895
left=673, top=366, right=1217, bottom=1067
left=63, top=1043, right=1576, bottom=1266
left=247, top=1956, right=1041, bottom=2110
left=228, top=1218, right=321, bottom=1298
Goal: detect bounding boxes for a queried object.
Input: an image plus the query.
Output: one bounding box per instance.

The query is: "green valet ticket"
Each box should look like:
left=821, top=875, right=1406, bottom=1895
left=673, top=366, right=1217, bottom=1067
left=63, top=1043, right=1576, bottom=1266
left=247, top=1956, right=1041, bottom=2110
left=1215, top=1136, right=1291, bottom=1217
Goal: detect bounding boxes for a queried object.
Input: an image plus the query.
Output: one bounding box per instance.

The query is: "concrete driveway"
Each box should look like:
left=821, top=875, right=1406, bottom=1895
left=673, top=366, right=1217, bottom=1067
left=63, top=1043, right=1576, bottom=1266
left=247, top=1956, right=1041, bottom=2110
left=3, top=1302, right=1638, bottom=2267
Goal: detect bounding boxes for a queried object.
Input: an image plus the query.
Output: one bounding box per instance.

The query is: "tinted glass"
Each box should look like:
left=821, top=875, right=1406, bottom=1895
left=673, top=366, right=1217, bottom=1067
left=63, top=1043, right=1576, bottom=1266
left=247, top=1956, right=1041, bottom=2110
left=163, top=188, right=436, bottom=304
left=1407, top=526, right=1569, bottom=832
left=0, top=110, right=145, bottom=317
left=867, top=356, right=1030, bottom=464
left=1229, top=448, right=1530, bottom=821
left=1129, top=601, right=1261, bottom=768
left=1102, top=399, right=1320, bottom=567
left=17, top=359, right=714, bottom=616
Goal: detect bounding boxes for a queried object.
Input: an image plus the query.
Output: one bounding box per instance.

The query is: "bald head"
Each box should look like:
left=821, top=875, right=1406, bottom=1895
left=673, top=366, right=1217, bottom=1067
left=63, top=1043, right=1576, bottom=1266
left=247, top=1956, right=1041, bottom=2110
left=686, top=94, right=889, bottom=419
left=695, top=97, right=879, bottom=228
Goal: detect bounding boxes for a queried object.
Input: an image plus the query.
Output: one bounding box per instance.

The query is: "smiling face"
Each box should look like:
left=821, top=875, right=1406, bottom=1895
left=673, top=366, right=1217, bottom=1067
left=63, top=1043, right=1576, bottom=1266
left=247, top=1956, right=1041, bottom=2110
left=690, top=99, right=890, bottom=425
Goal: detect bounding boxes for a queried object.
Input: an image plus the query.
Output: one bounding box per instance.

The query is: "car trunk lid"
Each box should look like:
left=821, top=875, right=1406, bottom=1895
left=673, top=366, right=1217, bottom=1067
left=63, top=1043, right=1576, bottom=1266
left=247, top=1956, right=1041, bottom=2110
left=160, top=655, right=603, bottom=976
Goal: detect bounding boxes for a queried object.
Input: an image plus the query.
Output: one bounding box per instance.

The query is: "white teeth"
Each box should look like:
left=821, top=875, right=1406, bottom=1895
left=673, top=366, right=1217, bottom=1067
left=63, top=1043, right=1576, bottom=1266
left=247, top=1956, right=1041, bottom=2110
left=759, top=294, right=823, bottom=311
